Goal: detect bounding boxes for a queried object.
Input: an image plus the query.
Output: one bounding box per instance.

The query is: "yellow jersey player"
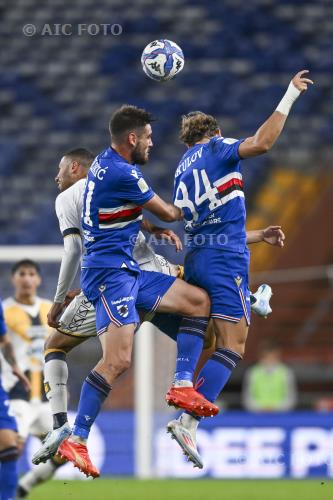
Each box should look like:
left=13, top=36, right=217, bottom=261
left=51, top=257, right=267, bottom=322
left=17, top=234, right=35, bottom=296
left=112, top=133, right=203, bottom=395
left=1, top=260, right=64, bottom=498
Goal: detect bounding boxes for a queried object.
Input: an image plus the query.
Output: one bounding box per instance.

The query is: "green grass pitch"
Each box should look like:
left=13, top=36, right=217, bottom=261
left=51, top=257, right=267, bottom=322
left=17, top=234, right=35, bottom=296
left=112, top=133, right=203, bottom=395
left=28, top=479, right=332, bottom=500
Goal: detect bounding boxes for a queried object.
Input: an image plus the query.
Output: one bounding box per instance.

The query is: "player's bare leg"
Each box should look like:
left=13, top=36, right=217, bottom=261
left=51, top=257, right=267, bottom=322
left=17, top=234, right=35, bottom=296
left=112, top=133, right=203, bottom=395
left=59, top=277, right=212, bottom=478
left=59, top=323, right=135, bottom=478
left=155, top=279, right=218, bottom=417
left=32, top=331, right=87, bottom=465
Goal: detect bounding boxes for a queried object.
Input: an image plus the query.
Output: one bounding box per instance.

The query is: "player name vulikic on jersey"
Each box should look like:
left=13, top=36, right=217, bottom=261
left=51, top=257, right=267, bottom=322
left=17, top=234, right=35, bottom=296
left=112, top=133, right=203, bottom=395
left=81, top=147, right=155, bottom=270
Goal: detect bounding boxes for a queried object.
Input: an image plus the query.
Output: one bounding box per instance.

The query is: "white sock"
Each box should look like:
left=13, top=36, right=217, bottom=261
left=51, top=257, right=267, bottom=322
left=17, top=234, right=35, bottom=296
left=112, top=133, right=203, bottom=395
left=180, top=412, right=200, bottom=433
left=19, top=460, right=58, bottom=493
left=173, top=380, right=193, bottom=388
left=44, top=358, right=68, bottom=414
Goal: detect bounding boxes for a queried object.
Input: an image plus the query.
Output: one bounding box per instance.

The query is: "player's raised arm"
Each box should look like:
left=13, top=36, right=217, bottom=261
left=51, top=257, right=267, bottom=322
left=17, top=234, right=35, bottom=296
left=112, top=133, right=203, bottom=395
left=239, top=70, right=313, bottom=159
left=143, top=193, right=183, bottom=223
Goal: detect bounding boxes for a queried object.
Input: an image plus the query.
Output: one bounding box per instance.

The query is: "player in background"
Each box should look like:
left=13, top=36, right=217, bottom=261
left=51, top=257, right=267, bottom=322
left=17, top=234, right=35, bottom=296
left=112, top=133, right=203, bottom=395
left=1, top=261, right=65, bottom=498
left=32, top=148, right=280, bottom=468
left=0, top=297, right=29, bottom=500
left=167, top=70, right=313, bottom=468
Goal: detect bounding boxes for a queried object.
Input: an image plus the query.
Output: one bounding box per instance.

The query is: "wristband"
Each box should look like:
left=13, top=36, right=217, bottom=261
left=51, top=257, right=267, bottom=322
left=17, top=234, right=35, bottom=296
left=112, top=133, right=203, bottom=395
left=276, top=82, right=301, bottom=116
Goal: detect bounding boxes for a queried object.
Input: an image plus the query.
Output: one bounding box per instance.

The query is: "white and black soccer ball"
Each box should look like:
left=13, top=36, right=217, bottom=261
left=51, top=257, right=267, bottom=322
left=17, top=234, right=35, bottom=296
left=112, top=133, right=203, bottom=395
left=141, top=39, right=184, bottom=82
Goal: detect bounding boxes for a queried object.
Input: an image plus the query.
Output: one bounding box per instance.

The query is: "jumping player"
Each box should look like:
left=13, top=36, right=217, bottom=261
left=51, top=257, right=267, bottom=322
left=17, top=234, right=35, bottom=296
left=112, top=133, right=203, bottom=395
left=50, top=105, right=218, bottom=477
left=167, top=70, right=313, bottom=467
left=32, top=148, right=187, bottom=465
left=32, top=148, right=280, bottom=469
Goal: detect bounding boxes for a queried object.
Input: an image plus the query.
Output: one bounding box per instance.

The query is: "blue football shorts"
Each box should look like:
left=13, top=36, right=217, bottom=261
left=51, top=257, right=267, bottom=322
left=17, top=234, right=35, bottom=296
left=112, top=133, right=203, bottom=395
left=81, top=267, right=176, bottom=335
left=184, top=247, right=251, bottom=325
left=0, top=381, right=17, bottom=432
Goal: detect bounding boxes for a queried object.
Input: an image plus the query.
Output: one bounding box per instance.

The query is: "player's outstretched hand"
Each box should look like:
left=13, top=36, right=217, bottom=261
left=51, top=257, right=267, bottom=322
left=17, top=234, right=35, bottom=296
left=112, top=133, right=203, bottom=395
left=155, top=228, right=183, bottom=252
left=47, top=301, right=65, bottom=328
left=291, top=70, right=314, bottom=93
left=263, top=225, right=285, bottom=247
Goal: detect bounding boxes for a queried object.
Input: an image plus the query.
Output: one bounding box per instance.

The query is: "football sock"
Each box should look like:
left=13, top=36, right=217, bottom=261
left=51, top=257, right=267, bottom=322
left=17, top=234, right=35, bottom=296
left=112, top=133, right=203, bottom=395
left=18, top=457, right=61, bottom=494
left=44, top=350, right=68, bottom=429
left=180, top=412, right=200, bottom=433
left=72, top=370, right=111, bottom=440
left=174, top=316, right=209, bottom=383
left=0, top=448, right=18, bottom=500
left=196, top=347, right=242, bottom=402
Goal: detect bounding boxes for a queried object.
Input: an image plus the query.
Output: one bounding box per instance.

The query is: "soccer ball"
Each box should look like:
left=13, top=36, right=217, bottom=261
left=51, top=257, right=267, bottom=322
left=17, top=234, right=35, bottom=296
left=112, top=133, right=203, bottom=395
left=141, top=39, right=184, bottom=82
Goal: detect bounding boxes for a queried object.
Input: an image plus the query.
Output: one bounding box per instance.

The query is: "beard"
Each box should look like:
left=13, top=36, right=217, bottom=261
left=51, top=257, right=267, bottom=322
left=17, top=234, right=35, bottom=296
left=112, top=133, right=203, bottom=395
left=132, top=144, right=148, bottom=165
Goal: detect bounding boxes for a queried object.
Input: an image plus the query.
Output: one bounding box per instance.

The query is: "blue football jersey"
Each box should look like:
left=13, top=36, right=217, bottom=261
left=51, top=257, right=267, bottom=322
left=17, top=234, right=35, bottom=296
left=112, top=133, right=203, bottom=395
left=81, top=147, right=155, bottom=269
left=173, top=136, right=246, bottom=253
left=0, top=299, right=6, bottom=337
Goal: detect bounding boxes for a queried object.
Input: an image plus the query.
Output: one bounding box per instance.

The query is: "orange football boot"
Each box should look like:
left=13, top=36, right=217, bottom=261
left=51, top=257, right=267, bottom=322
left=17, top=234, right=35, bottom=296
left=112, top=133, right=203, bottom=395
left=165, top=386, right=219, bottom=417
left=58, top=439, right=100, bottom=478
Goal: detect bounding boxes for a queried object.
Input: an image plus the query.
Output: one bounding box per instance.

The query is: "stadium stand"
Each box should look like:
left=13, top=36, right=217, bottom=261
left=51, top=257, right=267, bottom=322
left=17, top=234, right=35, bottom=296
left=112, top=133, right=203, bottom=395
left=1, top=0, right=332, bottom=248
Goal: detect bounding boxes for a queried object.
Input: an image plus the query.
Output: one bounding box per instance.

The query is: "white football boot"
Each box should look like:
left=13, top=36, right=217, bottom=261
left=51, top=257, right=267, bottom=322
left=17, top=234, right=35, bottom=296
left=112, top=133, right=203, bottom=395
left=167, top=414, right=203, bottom=469
left=250, top=284, right=273, bottom=318
left=32, top=422, right=71, bottom=465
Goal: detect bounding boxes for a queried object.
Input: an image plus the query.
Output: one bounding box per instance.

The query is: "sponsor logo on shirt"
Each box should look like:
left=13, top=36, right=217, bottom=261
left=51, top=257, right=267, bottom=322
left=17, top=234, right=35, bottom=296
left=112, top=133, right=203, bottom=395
left=111, top=296, right=134, bottom=305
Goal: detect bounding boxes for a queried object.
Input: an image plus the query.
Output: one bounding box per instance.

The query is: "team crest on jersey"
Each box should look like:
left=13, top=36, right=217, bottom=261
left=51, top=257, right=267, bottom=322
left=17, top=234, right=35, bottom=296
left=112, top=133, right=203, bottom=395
left=234, top=275, right=242, bottom=288
left=117, top=304, right=129, bottom=318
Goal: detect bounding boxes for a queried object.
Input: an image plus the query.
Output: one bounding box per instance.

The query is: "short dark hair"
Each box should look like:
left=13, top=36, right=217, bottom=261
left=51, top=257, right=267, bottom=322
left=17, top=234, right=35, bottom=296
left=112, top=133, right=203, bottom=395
left=11, top=259, right=41, bottom=275
left=259, top=339, right=281, bottom=353
left=109, top=105, right=154, bottom=143
left=180, top=111, right=220, bottom=146
left=63, top=148, right=95, bottom=169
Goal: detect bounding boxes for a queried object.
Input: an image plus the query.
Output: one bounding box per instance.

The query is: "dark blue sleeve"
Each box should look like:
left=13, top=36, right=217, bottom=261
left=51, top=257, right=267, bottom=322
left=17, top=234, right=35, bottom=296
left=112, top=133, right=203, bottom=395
left=211, top=137, right=244, bottom=163
left=0, top=300, right=7, bottom=336
left=118, top=166, right=155, bottom=205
